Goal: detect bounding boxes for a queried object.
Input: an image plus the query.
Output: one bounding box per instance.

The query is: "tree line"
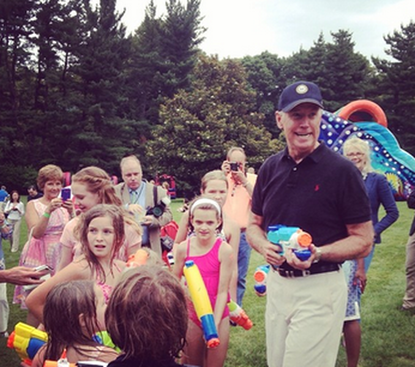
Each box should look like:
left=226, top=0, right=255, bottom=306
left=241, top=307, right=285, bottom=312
left=1, top=0, right=414, bottom=198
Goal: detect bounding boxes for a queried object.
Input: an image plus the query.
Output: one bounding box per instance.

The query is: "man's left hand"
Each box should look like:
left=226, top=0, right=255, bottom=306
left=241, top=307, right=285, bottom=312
left=285, top=246, right=315, bottom=270
left=142, top=215, right=153, bottom=226
left=231, top=168, right=247, bottom=187
left=354, top=267, right=367, bottom=293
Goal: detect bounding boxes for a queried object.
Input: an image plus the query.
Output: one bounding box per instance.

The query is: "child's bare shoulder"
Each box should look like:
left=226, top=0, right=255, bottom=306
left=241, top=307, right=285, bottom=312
left=95, top=345, right=120, bottom=363
left=219, top=240, right=234, bottom=256
left=72, top=345, right=119, bottom=363
left=59, top=258, right=90, bottom=279
left=114, top=259, right=126, bottom=272
left=176, top=240, right=188, bottom=253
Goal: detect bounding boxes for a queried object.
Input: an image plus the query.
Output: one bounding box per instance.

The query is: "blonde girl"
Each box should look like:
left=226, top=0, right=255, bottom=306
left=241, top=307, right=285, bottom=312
left=58, top=166, right=141, bottom=271
left=26, top=204, right=126, bottom=324
left=175, top=170, right=239, bottom=300
left=173, top=197, right=234, bottom=367
left=31, top=280, right=118, bottom=367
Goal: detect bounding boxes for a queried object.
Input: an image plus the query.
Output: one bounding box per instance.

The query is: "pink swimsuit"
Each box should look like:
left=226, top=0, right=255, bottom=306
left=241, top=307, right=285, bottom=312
left=96, top=263, right=122, bottom=304
left=186, top=238, right=230, bottom=327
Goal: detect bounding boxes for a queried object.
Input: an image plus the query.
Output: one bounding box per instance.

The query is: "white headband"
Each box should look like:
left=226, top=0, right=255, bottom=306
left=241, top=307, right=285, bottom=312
left=190, top=198, right=221, bottom=216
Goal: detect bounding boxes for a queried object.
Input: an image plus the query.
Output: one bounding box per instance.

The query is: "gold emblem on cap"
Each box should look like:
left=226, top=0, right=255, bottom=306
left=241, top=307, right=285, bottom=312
left=296, top=84, right=308, bottom=94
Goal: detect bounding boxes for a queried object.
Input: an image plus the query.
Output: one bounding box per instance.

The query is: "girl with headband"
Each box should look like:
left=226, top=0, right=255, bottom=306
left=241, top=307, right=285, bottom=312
left=174, top=170, right=240, bottom=301
left=173, top=196, right=234, bottom=367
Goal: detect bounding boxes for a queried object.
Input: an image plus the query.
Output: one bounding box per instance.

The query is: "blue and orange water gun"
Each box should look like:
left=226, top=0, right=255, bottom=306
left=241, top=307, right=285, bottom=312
left=253, top=264, right=270, bottom=296
left=8, top=322, right=118, bottom=365
left=267, top=225, right=312, bottom=263
left=7, top=322, right=47, bottom=366
left=183, top=260, right=220, bottom=348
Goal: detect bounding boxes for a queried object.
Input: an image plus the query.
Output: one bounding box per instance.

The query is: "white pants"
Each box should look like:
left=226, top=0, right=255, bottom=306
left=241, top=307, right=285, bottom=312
left=266, top=268, right=347, bottom=367
left=8, top=219, right=22, bottom=252
left=0, top=282, right=9, bottom=332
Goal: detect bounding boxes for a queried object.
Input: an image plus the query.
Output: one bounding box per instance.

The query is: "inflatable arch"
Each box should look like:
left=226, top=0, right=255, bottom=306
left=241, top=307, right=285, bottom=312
left=319, top=100, right=415, bottom=200
left=336, top=100, right=388, bottom=127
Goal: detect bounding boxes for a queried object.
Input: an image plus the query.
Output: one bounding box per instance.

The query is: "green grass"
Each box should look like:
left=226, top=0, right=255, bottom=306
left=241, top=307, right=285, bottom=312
left=1, top=199, right=415, bottom=366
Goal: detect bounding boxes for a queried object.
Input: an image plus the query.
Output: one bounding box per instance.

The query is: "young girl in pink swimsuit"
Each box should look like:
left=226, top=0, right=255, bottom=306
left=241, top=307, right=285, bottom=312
left=26, top=204, right=126, bottom=324
left=173, top=197, right=234, bottom=367
left=174, top=170, right=239, bottom=300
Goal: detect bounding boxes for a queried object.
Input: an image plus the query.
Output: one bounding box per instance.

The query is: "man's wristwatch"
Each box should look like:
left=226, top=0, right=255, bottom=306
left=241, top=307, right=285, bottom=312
left=313, top=247, right=322, bottom=263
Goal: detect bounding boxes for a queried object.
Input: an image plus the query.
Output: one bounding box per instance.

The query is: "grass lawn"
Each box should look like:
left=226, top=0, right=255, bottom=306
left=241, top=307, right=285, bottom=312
left=1, top=198, right=415, bottom=366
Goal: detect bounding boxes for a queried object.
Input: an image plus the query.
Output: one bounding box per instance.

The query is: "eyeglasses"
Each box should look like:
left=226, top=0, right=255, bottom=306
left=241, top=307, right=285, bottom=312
left=345, top=152, right=364, bottom=158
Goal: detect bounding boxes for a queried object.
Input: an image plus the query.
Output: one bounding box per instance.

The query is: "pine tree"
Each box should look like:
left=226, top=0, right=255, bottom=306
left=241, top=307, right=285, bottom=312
left=127, top=0, right=205, bottom=126
left=372, top=21, right=415, bottom=155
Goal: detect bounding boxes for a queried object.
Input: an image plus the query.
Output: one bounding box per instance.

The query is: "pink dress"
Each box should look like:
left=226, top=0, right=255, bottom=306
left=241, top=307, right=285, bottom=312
left=13, top=199, right=70, bottom=306
left=60, top=217, right=142, bottom=262
left=186, top=238, right=230, bottom=327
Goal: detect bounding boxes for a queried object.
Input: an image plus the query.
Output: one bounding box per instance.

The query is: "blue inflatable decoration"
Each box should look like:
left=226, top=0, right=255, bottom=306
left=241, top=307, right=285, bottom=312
left=319, top=105, right=415, bottom=201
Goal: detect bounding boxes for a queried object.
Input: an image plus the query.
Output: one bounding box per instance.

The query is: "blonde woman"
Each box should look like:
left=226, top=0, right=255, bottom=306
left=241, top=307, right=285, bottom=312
left=342, top=136, right=399, bottom=367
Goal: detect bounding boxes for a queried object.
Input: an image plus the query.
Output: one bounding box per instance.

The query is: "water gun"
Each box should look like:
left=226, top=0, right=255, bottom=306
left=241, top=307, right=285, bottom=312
left=43, top=350, right=76, bottom=367
left=8, top=322, right=117, bottom=365
left=183, top=260, right=220, bottom=348
left=125, top=248, right=148, bottom=269
left=267, top=225, right=312, bottom=262
left=7, top=321, right=47, bottom=365
left=228, top=300, right=253, bottom=330
left=93, top=331, right=121, bottom=352
left=253, top=264, right=270, bottom=296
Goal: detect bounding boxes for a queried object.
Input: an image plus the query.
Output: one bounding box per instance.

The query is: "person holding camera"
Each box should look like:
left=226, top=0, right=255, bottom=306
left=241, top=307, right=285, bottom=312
left=115, top=155, right=173, bottom=257
left=4, top=190, right=25, bottom=252
left=221, top=147, right=257, bottom=306
left=13, top=164, right=73, bottom=327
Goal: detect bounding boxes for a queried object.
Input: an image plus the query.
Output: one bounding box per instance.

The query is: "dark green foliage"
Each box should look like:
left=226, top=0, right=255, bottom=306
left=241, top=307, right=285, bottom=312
left=126, top=0, right=205, bottom=126
left=146, top=54, right=284, bottom=198
left=0, top=0, right=414, bottom=195
left=372, top=21, right=415, bottom=156
left=279, top=30, right=372, bottom=112
left=241, top=52, right=285, bottom=138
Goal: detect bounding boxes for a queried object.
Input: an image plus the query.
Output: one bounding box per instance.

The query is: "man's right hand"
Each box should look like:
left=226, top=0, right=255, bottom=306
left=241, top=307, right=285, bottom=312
left=221, top=160, right=231, bottom=175
left=263, top=242, right=286, bottom=267
left=0, top=266, right=49, bottom=286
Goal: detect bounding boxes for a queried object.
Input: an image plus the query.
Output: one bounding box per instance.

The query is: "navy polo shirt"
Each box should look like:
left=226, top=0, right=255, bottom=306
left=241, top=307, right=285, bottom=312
left=252, top=143, right=371, bottom=267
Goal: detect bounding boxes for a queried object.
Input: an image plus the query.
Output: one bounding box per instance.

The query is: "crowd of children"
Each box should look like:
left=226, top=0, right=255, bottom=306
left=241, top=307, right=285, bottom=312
left=6, top=168, right=242, bottom=367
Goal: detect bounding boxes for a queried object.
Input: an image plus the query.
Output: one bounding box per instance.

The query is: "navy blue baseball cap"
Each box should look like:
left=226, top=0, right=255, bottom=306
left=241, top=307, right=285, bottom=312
left=278, top=81, right=324, bottom=112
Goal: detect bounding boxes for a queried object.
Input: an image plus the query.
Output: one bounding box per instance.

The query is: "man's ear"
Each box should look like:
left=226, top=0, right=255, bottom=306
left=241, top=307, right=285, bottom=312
left=275, top=111, right=283, bottom=130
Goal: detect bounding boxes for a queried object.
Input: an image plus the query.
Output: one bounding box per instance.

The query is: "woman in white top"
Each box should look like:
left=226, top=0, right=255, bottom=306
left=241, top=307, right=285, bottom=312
left=4, top=190, right=25, bottom=252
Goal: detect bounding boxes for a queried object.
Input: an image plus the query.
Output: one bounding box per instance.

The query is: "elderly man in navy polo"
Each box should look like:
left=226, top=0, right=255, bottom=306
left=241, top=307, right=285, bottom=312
left=247, top=81, right=374, bottom=367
